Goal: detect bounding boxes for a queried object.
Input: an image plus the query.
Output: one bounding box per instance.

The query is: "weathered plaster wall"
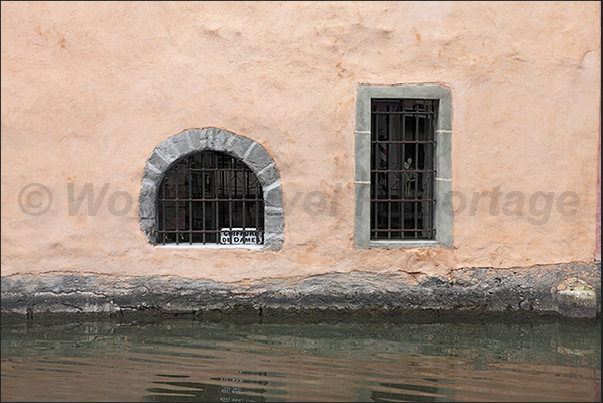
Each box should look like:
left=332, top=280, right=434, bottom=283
left=1, top=2, right=601, bottom=282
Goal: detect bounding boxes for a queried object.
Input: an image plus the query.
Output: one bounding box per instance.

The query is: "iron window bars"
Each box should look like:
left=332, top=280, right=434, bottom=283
left=371, top=99, right=437, bottom=240
left=156, top=151, right=264, bottom=245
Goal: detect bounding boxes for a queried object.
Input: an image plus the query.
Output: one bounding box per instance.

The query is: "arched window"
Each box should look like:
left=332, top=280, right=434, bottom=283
left=157, top=151, right=264, bottom=245
left=139, top=128, right=283, bottom=250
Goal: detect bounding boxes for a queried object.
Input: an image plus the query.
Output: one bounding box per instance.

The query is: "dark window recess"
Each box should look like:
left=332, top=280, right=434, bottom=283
left=371, top=99, right=437, bottom=240
left=156, top=151, right=264, bottom=245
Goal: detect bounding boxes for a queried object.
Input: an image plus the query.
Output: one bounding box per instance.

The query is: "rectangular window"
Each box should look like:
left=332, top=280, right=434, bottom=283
left=371, top=99, right=437, bottom=240
left=355, top=85, right=453, bottom=249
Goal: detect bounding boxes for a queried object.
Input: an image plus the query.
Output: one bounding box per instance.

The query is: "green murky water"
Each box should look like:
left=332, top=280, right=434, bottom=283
left=1, top=315, right=600, bottom=402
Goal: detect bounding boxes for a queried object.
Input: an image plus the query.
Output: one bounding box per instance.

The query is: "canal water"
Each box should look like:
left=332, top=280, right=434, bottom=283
left=1, top=315, right=600, bottom=402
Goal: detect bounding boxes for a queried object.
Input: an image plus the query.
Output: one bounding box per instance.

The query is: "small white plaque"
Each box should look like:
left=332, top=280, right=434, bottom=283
left=220, top=228, right=263, bottom=244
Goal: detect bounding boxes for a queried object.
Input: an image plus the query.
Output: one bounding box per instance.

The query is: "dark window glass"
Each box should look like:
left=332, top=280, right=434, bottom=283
left=370, top=99, right=437, bottom=240
left=156, top=151, right=264, bottom=245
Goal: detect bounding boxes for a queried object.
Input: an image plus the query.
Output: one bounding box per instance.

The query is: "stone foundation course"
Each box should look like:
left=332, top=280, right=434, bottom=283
left=2, top=262, right=600, bottom=320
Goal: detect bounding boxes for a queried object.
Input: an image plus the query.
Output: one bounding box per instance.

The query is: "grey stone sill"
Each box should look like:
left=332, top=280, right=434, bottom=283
left=154, top=244, right=264, bottom=250
left=366, top=240, right=443, bottom=249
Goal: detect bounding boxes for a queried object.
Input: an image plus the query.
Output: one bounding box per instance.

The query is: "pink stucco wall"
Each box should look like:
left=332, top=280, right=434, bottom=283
left=1, top=2, right=601, bottom=281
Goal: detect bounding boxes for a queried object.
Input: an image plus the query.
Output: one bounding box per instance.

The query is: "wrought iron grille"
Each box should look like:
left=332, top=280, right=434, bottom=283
left=156, top=151, right=264, bottom=245
left=371, top=99, right=437, bottom=240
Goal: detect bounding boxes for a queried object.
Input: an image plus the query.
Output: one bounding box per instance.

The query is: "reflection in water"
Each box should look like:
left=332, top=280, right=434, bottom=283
left=1, top=316, right=600, bottom=402
left=145, top=378, right=277, bottom=402
left=368, top=381, right=455, bottom=402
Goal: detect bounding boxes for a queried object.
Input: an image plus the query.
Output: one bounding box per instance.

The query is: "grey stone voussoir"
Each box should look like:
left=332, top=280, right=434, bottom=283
left=142, top=164, right=162, bottom=184
left=154, top=138, right=180, bottom=165
left=207, top=128, right=232, bottom=150
left=265, top=213, right=285, bottom=234
left=243, top=143, right=273, bottom=174
left=140, top=218, right=156, bottom=243
left=224, top=134, right=255, bottom=161
left=257, top=163, right=280, bottom=188
left=146, top=151, right=171, bottom=174
left=263, top=181, right=283, bottom=209
left=138, top=199, right=155, bottom=220
left=263, top=233, right=285, bottom=251
left=185, top=129, right=208, bottom=151
left=171, top=131, right=195, bottom=157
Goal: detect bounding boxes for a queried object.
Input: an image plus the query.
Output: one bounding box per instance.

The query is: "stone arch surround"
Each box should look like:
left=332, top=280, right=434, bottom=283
left=139, top=128, right=284, bottom=250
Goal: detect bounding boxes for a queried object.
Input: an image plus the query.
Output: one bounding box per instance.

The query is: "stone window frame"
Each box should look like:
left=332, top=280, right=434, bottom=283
left=139, top=128, right=284, bottom=251
left=354, top=84, right=453, bottom=249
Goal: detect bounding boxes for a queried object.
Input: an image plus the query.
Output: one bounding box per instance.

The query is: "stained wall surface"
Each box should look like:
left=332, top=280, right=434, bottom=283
left=1, top=1, right=601, bottom=281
